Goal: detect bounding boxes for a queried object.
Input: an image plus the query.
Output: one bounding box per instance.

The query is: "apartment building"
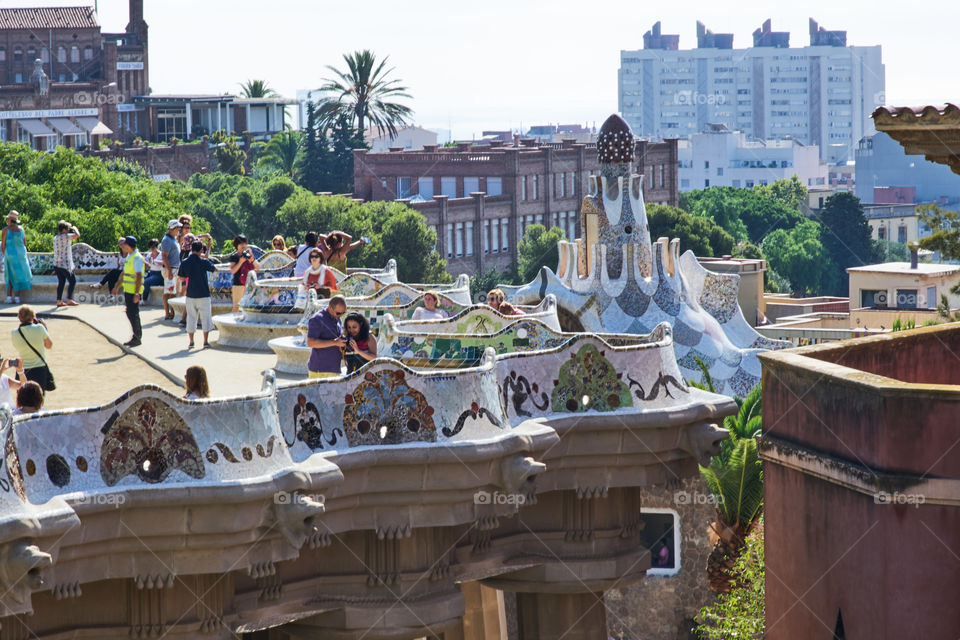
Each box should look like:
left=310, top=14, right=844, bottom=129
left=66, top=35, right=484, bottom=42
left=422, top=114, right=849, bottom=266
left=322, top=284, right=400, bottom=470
left=619, top=19, right=884, bottom=163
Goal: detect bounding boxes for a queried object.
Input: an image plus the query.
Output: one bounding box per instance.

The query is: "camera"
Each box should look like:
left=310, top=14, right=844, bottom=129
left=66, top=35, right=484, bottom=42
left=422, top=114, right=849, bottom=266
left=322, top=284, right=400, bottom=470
left=7, top=358, right=20, bottom=368
left=242, top=250, right=252, bottom=258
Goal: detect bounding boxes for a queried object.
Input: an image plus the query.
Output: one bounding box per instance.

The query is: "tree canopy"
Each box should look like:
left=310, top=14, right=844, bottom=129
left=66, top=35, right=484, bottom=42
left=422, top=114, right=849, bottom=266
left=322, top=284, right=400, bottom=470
left=517, top=224, right=566, bottom=283
left=816, top=192, right=876, bottom=296
left=646, top=203, right=735, bottom=257
left=762, top=219, right=832, bottom=295
left=238, top=79, right=278, bottom=99
left=680, top=179, right=807, bottom=244
left=315, top=50, right=413, bottom=138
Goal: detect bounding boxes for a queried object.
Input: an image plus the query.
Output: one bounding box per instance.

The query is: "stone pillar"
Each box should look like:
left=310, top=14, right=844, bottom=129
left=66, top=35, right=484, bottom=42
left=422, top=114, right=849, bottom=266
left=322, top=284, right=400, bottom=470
left=458, top=581, right=506, bottom=640
left=470, top=192, right=485, bottom=274
left=435, top=195, right=449, bottom=261
left=515, top=592, right=607, bottom=640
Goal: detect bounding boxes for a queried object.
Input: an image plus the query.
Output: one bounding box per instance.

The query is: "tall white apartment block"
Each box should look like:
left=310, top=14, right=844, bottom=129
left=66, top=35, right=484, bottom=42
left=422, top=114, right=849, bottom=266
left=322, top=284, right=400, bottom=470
left=619, top=19, right=885, bottom=163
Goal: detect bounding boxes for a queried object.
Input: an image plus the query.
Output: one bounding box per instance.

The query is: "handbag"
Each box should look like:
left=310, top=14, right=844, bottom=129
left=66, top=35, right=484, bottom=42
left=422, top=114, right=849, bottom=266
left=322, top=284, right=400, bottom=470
left=17, top=326, right=56, bottom=392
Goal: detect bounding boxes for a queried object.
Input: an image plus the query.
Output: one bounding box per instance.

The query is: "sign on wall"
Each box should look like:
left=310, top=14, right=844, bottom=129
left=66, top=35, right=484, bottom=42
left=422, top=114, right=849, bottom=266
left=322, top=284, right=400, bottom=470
left=0, top=108, right=98, bottom=120
left=117, top=62, right=144, bottom=71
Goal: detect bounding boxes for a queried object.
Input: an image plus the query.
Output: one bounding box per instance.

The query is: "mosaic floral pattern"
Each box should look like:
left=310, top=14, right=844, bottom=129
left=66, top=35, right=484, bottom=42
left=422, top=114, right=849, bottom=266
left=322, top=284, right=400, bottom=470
left=241, top=285, right=299, bottom=312
left=502, top=371, right=549, bottom=418
left=338, top=274, right=384, bottom=298
left=258, top=251, right=294, bottom=271
left=342, top=370, right=437, bottom=446
left=551, top=344, right=633, bottom=413
left=100, top=399, right=205, bottom=486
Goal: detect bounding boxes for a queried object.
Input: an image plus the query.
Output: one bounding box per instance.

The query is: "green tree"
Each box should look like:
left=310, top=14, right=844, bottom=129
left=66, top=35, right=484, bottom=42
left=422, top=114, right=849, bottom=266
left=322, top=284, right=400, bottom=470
left=469, top=266, right=519, bottom=303
left=296, top=100, right=331, bottom=193
left=817, top=192, right=874, bottom=296
left=696, top=518, right=764, bottom=639
left=326, top=114, right=366, bottom=193
left=211, top=129, right=246, bottom=176
left=647, top=203, right=734, bottom=257
left=681, top=186, right=805, bottom=244
left=754, top=175, right=807, bottom=211
left=917, top=203, right=960, bottom=261
left=517, top=224, right=566, bottom=283
left=365, top=209, right=450, bottom=283
left=315, top=50, right=413, bottom=137
left=256, top=129, right=303, bottom=179
left=762, top=219, right=831, bottom=295
left=238, top=79, right=278, bottom=98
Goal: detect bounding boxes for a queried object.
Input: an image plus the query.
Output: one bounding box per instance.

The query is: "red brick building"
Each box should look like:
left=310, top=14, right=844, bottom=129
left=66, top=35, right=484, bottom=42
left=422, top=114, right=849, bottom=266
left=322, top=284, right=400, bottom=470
left=354, top=137, right=679, bottom=275
left=0, top=1, right=148, bottom=148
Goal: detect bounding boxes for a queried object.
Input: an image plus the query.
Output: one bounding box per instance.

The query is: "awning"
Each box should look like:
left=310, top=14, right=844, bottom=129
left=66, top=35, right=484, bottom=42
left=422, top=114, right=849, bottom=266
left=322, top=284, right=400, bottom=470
left=47, top=118, right=84, bottom=136
left=76, top=116, right=113, bottom=136
left=16, top=119, right=56, bottom=137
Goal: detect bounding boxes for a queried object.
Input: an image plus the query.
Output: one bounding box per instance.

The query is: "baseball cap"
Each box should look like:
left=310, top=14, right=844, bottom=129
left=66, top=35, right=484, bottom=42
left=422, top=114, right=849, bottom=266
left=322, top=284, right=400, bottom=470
left=120, top=235, right=137, bottom=248
left=168, top=219, right=183, bottom=229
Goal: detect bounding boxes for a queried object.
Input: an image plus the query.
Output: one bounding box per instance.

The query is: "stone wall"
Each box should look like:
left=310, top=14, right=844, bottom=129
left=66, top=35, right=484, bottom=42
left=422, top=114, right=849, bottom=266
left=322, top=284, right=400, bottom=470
left=604, top=475, right=717, bottom=640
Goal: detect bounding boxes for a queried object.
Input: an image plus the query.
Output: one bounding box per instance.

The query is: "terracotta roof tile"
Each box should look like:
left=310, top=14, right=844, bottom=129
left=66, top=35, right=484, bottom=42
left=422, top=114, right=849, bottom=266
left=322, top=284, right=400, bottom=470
left=0, top=7, right=98, bottom=31
left=872, top=104, right=960, bottom=126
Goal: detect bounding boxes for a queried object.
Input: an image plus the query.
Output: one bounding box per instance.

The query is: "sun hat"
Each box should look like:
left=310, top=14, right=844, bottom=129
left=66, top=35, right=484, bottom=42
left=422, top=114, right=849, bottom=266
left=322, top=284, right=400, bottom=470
left=168, top=219, right=183, bottom=230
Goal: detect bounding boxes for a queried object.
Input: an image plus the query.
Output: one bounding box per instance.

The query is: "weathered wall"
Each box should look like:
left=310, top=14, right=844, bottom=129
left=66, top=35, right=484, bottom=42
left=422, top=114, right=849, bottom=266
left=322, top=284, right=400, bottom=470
left=604, top=475, right=717, bottom=640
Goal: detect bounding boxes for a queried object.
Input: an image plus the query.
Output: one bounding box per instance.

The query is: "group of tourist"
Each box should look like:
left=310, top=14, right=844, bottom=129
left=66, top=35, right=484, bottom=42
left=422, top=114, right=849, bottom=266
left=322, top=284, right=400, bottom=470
left=291, top=231, right=368, bottom=278
left=485, top=288, right=525, bottom=316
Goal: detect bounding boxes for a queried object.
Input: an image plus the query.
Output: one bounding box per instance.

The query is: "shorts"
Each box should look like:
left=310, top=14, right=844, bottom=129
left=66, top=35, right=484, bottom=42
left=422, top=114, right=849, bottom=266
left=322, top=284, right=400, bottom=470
left=164, top=276, right=178, bottom=295
left=185, top=297, right=214, bottom=333
left=308, top=371, right=338, bottom=379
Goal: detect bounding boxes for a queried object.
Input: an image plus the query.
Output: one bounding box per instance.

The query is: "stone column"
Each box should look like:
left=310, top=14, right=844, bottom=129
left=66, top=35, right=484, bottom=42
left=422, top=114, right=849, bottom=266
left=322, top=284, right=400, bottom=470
left=457, top=581, right=506, bottom=640
left=515, top=591, right=608, bottom=640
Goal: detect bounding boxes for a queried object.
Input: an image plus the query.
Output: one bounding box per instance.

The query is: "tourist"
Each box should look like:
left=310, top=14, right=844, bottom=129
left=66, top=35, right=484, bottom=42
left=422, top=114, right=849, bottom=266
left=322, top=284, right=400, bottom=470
left=271, top=235, right=287, bottom=253
left=160, top=219, right=182, bottom=321
left=306, top=295, right=347, bottom=378
left=142, top=239, right=164, bottom=304
left=184, top=365, right=210, bottom=399
left=294, top=231, right=320, bottom=277
left=89, top=239, right=123, bottom=293
left=11, top=306, right=53, bottom=391
left=301, top=249, right=338, bottom=295
left=0, top=355, right=26, bottom=407
left=111, top=236, right=144, bottom=347
left=343, top=312, right=377, bottom=374
left=499, top=301, right=525, bottom=316
left=411, top=291, right=447, bottom=321
left=228, top=234, right=260, bottom=313
left=321, top=231, right=367, bottom=272
left=2, top=211, right=31, bottom=304
left=486, top=288, right=505, bottom=309
left=53, top=220, right=80, bottom=307
left=179, top=216, right=212, bottom=257
left=13, top=381, right=43, bottom=415
left=178, top=241, right=216, bottom=349
left=285, top=246, right=298, bottom=261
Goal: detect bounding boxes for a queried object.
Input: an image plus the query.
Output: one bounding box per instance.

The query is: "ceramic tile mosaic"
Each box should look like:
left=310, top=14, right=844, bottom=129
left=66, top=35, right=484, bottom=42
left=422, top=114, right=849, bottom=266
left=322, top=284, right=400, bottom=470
left=393, top=296, right=561, bottom=336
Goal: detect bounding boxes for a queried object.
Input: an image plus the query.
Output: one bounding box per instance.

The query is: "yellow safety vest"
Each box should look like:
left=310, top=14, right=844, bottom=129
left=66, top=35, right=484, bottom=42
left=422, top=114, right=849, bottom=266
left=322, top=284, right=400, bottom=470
left=122, top=250, right=145, bottom=294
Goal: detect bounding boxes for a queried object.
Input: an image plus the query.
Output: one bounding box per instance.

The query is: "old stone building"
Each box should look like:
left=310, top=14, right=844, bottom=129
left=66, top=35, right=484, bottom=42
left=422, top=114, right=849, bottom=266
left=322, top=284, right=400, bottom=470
left=353, top=138, right=679, bottom=275
left=0, top=1, right=148, bottom=148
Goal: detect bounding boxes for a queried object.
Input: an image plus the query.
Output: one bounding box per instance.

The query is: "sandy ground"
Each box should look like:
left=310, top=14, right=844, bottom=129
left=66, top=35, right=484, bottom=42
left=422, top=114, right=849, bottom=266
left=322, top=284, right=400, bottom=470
left=0, top=317, right=181, bottom=410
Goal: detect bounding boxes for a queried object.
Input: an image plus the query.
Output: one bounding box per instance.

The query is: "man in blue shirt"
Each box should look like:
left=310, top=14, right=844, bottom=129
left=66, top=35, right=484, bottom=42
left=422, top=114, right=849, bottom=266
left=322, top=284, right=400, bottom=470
left=177, top=240, right=216, bottom=348
left=160, top=219, right=182, bottom=321
left=306, top=295, right=347, bottom=378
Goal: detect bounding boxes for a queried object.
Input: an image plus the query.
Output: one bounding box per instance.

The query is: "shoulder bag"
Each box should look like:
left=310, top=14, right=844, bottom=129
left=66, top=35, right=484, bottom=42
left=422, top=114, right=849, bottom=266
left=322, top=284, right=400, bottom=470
left=17, top=326, right=56, bottom=392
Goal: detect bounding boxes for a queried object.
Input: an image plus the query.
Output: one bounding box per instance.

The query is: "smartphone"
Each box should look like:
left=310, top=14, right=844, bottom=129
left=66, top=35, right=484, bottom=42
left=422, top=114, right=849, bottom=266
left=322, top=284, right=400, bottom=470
left=360, top=236, right=371, bottom=244
left=7, top=358, right=20, bottom=368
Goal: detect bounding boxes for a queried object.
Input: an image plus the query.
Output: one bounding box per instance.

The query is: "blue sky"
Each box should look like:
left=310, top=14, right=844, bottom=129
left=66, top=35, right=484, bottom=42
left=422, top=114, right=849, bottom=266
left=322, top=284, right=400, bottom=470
left=8, top=0, right=959, bottom=138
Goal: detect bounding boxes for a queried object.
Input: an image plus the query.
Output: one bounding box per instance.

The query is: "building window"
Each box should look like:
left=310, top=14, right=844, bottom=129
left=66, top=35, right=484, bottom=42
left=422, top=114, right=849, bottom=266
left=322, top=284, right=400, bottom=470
left=521, top=176, right=527, bottom=201
left=57, top=46, right=66, bottom=63
left=745, top=180, right=754, bottom=188
left=491, top=218, right=499, bottom=253
left=455, top=222, right=464, bottom=257
left=501, top=217, right=509, bottom=251
left=83, top=45, right=93, bottom=61
left=567, top=211, right=576, bottom=240
left=0, top=48, right=5, bottom=62
left=446, top=225, right=454, bottom=259
left=40, top=47, right=48, bottom=63
left=13, top=48, right=22, bottom=64
left=396, top=177, right=411, bottom=199
left=156, top=108, right=187, bottom=142
left=466, top=221, right=474, bottom=256
left=70, top=46, right=79, bottom=64
left=896, top=288, right=917, bottom=309
left=732, top=179, right=740, bottom=188
left=860, top=289, right=887, bottom=307
left=487, top=177, right=502, bottom=196
left=26, top=47, right=36, bottom=62
left=716, top=167, right=723, bottom=177
left=441, top=176, right=456, bottom=198
left=532, top=175, right=539, bottom=200
left=897, top=225, right=907, bottom=244
left=14, top=73, right=23, bottom=83
left=704, top=160, right=709, bottom=169
left=464, top=176, right=479, bottom=195
left=418, top=176, right=433, bottom=198
left=483, top=220, right=490, bottom=254
left=558, top=173, right=565, bottom=198
left=705, top=179, right=710, bottom=188
left=877, top=226, right=886, bottom=240
left=641, top=509, right=680, bottom=576
left=680, top=178, right=690, bottom=189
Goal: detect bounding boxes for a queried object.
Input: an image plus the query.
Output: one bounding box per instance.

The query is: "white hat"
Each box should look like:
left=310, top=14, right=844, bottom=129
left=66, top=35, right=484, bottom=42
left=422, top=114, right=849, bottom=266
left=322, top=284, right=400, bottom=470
left=168, top=219, right=183, bottom=229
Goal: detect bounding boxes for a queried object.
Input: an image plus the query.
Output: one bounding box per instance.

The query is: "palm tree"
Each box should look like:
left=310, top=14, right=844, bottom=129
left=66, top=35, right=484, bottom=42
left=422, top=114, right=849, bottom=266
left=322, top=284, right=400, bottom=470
left=700, top=383, right=764, bottom=593
left=239, top=79, right=278, bottom=99
left=257, top=129, right=303, bottom=178
left=315, top=50, right=413, bottom=139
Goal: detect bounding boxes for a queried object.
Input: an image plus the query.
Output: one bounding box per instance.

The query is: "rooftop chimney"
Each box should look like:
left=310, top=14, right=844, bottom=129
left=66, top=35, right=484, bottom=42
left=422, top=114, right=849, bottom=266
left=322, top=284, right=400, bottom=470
left=910, top=247, right=919, bottom=269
